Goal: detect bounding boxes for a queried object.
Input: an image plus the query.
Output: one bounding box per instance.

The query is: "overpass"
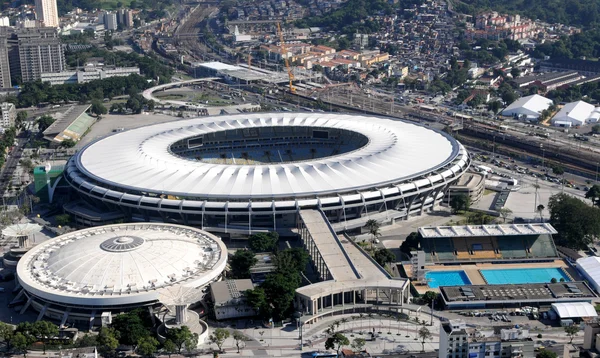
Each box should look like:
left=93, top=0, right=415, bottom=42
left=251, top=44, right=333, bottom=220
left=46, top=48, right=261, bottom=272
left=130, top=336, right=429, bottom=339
left=295, top=210, right=410, bottom=324
left=141, top=78, right=221, bottom=109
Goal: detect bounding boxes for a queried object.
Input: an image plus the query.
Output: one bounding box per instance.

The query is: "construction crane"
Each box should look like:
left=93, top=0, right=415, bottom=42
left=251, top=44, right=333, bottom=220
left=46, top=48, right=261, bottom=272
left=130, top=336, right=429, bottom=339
left=277, top=22, right=296, bottom=94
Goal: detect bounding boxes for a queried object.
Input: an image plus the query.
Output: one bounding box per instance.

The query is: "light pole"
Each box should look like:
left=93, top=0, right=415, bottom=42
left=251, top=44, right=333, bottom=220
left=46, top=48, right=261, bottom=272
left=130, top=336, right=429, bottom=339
left=596, top=162, right=598, bottom=183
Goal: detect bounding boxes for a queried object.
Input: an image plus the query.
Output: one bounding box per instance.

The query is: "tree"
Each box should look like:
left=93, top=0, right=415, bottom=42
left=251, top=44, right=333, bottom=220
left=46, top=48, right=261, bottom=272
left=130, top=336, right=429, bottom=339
left=31, top=321, right=58, bottom=354
left=36, top=115, right=55, bottom=132
left=16, top=111, right=27, bottom=128
left=76, top=334, right=97, bottom=348
left=55, top=214, right=71, bottom=227
left=550, top=277, right=558, bottom=283
left=374, top=248, right=396, bottom=266
left=111, top=309, right=151, bottom=347
left=552, top=165, right=565, bottom=175
left=586, top=185, right=600, bottom=206
left=60, top=139, right=76, bottom=148
left=365, top=219, right=381, bottom=249
left=537, top=204, right=545, bottom=221
left=498, top=207, right=513, bottom=223
left=232, top=331, right=248, bottom=353
left=324, top=332, right=349, bottom=355
left=11, top=333, right=30, bottom=358
left=564, top=325, right=579, bottom=344
left=450, top=194, right=470, bottom=213
left=537, top=350, right=558, bottom=358
left=421, top=291, right=438, bottom=307
left=90, top=99, right=108, bottom=116
left=97, top=327, right=120, bottom=356
left=511, top=67, right=521, bottom=78
left=208, top=328, right=229, bottom=353
left=166, top=326, right=196, bottom=354
left=275, top=247, right=309, bottom=273
left=137, top=336, right=159, bottom=357
left=400, top=231, right=422, bottom=256
left=261, top=271, right=299, bottom=320
left=549, top=193, right=600, bottom=249
left=184, top=333, right=198, bottom=353
left=244, top=288, right=268, bottom=318
left=593, top=124, right=600, bottom=134
left=229, top=249, right=258, bottom=279
left=418, top=326, right=433, bottom=352
left=351, top=337, right=366, bottom=352
left=0, top=322, right=14, bottom=349
left=248, top=232, right=279, bottom=252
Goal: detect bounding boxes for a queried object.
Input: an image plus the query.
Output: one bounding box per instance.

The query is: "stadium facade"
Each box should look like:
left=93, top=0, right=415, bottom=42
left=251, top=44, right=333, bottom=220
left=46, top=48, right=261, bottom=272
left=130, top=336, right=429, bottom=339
left=64, top=113, right=470, bottom=233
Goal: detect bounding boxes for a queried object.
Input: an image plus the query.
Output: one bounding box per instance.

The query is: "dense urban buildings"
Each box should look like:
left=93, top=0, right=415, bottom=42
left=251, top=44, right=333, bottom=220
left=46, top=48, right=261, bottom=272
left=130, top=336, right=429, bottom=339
left=64, top=113, right=470, bottom=232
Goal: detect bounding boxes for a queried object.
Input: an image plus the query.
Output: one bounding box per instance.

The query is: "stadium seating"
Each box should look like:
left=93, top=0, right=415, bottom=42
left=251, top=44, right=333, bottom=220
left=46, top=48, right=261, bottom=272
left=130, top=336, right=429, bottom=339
left=496, top=237, right=528, bottom=259
left=527, top=234, right=559, bottom=258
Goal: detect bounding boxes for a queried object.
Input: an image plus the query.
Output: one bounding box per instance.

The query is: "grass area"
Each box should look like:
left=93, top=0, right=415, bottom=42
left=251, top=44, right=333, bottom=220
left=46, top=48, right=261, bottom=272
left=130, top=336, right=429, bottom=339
left=483, top=189, right=496, bottom=196
left=98, top=0, right=133, bottom=10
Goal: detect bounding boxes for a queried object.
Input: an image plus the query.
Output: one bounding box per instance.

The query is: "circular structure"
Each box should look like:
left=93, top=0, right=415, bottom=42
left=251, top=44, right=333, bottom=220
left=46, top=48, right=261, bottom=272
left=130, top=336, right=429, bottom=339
left=65, top=113, right=470, bottom=232
left=16, top=223, right=227, bottom=324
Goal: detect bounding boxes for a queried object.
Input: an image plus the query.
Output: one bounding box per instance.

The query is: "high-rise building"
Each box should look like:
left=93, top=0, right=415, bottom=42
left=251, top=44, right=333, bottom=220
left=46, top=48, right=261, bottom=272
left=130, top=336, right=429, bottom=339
left=0, top=28, right=12, bottom=88
left=10, top=27, right=65, bottom=83
left=103, top=12, right=117, bottom=31
left=117, top=9, right=134, bottom=28
left=34, top=0, right=59, bottom=27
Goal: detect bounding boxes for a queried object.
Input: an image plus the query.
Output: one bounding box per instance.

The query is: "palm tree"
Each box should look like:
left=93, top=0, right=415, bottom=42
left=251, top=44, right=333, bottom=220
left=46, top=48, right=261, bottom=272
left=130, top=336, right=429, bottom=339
left=365, top=219, right=381, bottom=250
left=537, top=204, right=545, bottom=222
left=341, top=318, right=348, bottom=332
left=532, top=181, right=540, bottom=212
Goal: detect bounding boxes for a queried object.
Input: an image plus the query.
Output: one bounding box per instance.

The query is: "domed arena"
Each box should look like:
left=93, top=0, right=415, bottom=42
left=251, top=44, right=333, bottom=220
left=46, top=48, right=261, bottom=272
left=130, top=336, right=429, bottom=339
left=64, top=113, right=470, bottom=233
left=15, top=223, right=227, bottom=326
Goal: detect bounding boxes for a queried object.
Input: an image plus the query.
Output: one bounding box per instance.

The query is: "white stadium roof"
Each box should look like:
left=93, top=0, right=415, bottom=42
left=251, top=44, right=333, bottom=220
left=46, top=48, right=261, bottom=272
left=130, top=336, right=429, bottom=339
left=551, top=302, right=597, bottom=318
left=16, top=223, right=227, bottom=307
left=75, top=113, right=460, bottom=199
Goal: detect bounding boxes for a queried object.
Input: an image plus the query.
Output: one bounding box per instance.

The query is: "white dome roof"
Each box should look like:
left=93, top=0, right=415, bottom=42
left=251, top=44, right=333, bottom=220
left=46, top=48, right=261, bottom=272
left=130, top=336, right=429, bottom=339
left=17, top=223, right=227, bottom=307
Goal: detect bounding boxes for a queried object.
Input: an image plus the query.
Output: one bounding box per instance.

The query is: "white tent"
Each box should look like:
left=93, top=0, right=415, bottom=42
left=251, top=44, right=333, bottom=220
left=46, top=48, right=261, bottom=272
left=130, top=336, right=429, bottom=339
left=501, top=94, right=553, bottom=120
left=551, top=302, right=597, bottom=318
left=577, top=256, right=600, bottom=293
left=552, top=101, right=596, bottom=127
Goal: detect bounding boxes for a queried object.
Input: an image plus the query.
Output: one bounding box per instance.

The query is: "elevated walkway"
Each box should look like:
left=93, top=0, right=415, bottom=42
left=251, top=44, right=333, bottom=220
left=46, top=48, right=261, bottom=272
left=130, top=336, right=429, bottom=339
left=296, top=210, right=410, bottom=324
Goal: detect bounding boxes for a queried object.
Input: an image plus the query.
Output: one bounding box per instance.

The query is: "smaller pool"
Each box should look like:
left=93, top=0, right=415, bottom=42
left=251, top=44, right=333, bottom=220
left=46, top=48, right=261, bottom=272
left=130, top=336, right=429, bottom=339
left=425, top=271, right=471, bottom=288
left=480, top=267, right=570, bottom=285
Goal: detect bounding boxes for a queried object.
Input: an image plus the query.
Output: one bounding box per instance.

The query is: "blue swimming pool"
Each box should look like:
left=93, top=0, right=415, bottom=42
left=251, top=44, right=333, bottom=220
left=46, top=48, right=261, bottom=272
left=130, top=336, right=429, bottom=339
left=480, top=267, right=570, bottom=285
left=425, top=271, right=471, bottom=288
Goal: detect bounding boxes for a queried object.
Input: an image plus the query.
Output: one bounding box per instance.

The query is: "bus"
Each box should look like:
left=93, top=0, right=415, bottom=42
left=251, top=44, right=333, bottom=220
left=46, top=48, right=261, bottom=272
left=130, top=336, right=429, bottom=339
left=311, top=353, right=338, bottom=358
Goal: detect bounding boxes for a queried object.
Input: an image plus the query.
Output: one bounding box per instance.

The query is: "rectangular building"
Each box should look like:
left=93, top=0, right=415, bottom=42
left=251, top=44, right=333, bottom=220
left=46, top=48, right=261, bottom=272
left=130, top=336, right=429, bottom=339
left=34, top=0, right=59, bottom=27
left=210, top=279, right=256, bottom=320
left=104, top=12, right=117, bottom=31
left=11, top=27, right=65, bottom=83
left=439, top=320, right=535, bottom=358
left=41, top=66, right=140, bottom=85
left=0, top=102, right=16, bottom=129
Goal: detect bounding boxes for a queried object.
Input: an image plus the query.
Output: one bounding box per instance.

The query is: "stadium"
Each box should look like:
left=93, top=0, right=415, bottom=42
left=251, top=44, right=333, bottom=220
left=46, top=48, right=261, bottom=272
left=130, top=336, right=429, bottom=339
left=14, top=223, right=227, bottom=327
left=64, top=113, right=470, bottom=233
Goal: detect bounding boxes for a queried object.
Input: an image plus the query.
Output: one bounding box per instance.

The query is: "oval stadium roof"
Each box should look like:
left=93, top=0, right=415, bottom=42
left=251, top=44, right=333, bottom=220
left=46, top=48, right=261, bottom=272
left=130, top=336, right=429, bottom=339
left=75, top=113, right=460, bottom=199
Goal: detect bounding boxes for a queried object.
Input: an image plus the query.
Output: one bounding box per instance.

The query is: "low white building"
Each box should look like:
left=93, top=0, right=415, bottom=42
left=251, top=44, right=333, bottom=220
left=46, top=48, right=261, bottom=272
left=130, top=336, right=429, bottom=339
left=41, top=66, right=140, bottom=85
left=0, top=102, right=16, bottom=130
left=501, top=94, right=553, bottom=120
left=210, top=279, right=256, bottom=320
left=552, top=100, right=600, bottom=127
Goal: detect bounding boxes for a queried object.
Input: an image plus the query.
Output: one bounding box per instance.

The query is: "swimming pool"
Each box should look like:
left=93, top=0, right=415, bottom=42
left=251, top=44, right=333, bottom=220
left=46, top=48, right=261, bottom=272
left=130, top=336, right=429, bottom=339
left=425, top=271, right=471, bottom=288
left=480, top=267, right=570, bottom=285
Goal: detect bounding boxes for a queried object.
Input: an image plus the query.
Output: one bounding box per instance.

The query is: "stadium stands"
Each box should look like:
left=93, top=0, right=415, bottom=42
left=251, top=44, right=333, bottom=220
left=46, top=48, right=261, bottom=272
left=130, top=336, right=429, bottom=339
left=421, top=233, right=558, bottom=263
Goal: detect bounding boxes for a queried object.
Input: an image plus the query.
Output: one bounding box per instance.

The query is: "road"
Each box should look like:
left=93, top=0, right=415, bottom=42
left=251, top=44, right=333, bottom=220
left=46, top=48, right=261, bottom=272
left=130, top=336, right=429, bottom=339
left=0, top=137, right=27, bottom=196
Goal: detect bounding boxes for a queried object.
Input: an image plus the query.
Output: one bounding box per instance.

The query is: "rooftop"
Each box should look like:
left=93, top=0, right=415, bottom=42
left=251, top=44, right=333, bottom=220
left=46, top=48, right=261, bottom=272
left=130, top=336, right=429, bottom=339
left=211, top=279, right=254, bottom=305
left=440, top=282, right=596, bottom=304
left=418, top=223, right=557, bottom=238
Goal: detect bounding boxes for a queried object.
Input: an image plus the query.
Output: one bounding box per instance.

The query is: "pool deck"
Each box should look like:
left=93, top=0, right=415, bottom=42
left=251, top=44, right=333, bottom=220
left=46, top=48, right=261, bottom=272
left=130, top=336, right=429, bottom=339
left=414, top=260, right=579, bottom=294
